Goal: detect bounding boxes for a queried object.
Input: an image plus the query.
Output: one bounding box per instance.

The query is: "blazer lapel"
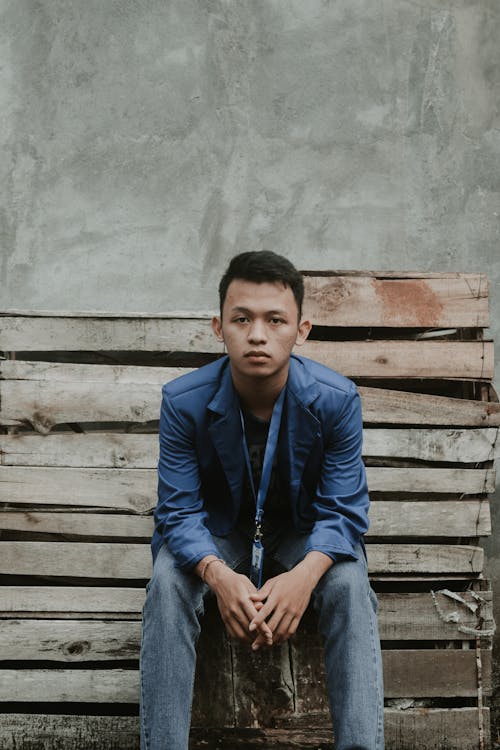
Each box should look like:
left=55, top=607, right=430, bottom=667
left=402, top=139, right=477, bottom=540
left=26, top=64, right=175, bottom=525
left=207, top=363, right=246, bottom=505
left=284, top=357, right=322, bottom=499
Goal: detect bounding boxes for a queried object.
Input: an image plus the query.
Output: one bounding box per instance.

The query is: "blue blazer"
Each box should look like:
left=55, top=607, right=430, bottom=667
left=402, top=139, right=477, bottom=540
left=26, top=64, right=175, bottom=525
left=152, top=354, right=370, bottom=570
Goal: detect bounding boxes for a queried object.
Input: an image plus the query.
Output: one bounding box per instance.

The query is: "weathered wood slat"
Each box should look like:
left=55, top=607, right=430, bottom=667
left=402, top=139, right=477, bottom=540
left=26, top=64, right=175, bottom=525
left=302, top=274, right=489, bottom=328
left=0, top=589, right=493, bottom=660
left=0, top=467, right=157, bottom=512
left=301, top=340, right=494, bottom=380
left=2, top=365, right=499, bottom=429
left=0, top=316, right=217, bottom=352
left=0, top=542, right=484, bottom=578
left=0, top=500, right=490, bottom=539
left=0, top=649, right=490, bottom=702
left=382, top=649, right=492, bottom=696
left=2, top=427, right=498, bottom=466
left=363, top=426, right=500, bottom=462
left=0, top=276, right=489, bottom=351
left=0, top=620, right=142, bottom=661
left=0, top=709, right=490, bottom=750
left=368, top=499, right=491, bottom=537
left=0, top=587, right=145, bottom=617
left=0, top=466, right=494, bottom=509
left=0, top=341, right=494, bottom=401
left=0, top=590, right=492, bottom=641
left=357, top=386, right=500, bottom=427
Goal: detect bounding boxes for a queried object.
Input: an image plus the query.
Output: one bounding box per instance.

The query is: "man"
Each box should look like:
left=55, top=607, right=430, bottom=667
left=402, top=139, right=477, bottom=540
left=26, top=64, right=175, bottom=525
left=140, top=251, right=384, bottom=750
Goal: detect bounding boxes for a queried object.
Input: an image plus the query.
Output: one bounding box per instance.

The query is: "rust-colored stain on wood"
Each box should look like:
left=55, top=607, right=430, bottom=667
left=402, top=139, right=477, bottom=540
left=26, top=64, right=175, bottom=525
left=373, top=279, right=444, bottom=327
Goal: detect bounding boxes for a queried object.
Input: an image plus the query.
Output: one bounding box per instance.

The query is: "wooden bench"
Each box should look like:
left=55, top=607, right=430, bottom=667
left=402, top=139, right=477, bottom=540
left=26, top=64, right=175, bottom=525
left=0, top=270, right=497, bottom=749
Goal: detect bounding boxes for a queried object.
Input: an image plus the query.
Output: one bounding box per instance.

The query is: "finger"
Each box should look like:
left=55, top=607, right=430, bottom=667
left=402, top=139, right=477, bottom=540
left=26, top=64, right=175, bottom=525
left=273, top=614, right=299, bottom=644
left=249, top=599, right=275, bottom=630
left=251, top=632, right=273, bottom=651
left=250, top=579, right=273, bottom=601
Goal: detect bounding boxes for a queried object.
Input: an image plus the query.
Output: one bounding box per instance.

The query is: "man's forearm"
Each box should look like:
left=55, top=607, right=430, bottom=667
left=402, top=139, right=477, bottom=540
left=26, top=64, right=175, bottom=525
left=294, top=550, right=334, bottom=588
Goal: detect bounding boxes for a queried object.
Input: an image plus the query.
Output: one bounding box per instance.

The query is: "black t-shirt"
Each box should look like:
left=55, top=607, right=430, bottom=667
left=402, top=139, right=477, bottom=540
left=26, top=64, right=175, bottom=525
left=236, top=408, right=292, bottom=554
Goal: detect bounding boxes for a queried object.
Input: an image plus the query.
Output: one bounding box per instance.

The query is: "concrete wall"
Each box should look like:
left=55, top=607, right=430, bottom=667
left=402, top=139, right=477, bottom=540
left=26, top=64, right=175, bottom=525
left=1, top=0, right=500, bottom=726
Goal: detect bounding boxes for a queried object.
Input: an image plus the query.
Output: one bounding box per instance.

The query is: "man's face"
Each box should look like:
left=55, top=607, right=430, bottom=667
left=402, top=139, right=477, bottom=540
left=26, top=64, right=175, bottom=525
left=212, top=279, right=311, bottom=384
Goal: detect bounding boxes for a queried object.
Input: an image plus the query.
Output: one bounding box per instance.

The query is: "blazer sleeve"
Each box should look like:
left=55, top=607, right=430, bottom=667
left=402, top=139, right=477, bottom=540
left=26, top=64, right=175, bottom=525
left=154, top=386, right=221, bottom=570
left=304, top=382, right=370, bottom=563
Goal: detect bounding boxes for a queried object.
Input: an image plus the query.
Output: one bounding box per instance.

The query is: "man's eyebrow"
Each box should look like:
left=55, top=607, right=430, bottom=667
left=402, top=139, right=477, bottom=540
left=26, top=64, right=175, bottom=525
left=229, top=306, right=289, bottom=316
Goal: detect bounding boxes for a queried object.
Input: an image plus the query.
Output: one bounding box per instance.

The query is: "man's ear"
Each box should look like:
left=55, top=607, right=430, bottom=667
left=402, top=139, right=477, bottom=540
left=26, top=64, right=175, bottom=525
left=212, top=315, right=224, bottom=342
left=295, top=319, right=312, bottom=346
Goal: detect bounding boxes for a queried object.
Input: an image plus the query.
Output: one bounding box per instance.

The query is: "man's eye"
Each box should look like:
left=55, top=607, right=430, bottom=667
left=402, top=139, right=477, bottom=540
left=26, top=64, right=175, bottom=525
left=270, top=318, right=284, bottom=324
left=234, top=316, right=249, bottom=323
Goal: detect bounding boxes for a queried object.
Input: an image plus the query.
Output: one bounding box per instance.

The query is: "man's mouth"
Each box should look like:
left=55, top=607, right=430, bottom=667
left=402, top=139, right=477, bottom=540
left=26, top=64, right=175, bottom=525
left=245, top=351, right=270, bottom=359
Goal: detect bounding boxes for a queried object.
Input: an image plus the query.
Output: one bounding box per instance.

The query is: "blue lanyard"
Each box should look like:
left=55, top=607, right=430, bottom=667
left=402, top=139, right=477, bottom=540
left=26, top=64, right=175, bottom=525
left=239, top=387, right=286, bottom=541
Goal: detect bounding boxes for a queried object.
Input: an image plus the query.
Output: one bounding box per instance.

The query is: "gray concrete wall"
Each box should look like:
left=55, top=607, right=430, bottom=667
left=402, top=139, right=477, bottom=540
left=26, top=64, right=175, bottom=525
left=1, top=0, right=500, bottom=727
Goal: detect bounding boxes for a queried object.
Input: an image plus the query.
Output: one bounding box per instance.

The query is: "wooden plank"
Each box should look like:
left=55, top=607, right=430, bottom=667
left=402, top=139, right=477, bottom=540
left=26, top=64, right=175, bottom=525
left=363, top=426, right=500, bottom=462
left=292, top=644, right=491, bottom=713
left=366, top=467, right=495, bottom=494
left=0, top=316, right=218, bottom=352
left=358, top=386, right=500, bottom=427
left=0, top=342, right=494, bottom=403
left=0, top=542, right=484, bottom=578
left=2, top=362, right=499, bottom=427
left=0, top=542, right=152, bottom=579
left=0, top=709, right=490, bottom=750
left=0, top=591, right=492, bottom=640
left=2, top=427, right=498, bottom=467
left=0, top=590, right=492, bottom=640
left=0, top=620, right=142, bottom=661
left=382, top=707, right=490, bottom=750
left=302, top=274, right=489, bottom=328
left=368, top=500, right=491, bottom=537
left=0, top=650, right=489, bottom=703
left=377, top=590, right=494, bottom=640
left=300, top=340, right=494, bottom=380
left=0, top=466, right=494, bottom=509
left=0, top=500, right=490, bottom=539
left=382, top=649, right=491, bottom=697
left=0, top=669, right=138, bottom=703
left=0, top=433, right=158, bottom=468
left=367, top=544, right=484, bottom=575
left=0, top=467, right=157, bottom=512
left=0, top=587, right=145, bottom=617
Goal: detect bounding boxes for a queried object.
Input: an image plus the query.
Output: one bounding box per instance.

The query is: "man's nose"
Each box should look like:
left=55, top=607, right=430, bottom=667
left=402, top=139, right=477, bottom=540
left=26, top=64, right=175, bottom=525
left=248, top=320, right=267, bottom=342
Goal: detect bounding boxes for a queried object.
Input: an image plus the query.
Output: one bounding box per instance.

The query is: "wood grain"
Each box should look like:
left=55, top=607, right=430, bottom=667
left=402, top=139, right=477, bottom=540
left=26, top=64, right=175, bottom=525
left=0, top=589, right=492, bottom=641
left=0, top=500, right=491, bottom=539
left=2, top=366, right=500, bottom=429
left=2, top=427, right=499, bottom=467
left=0, top=709, right=490, bottom=750
left=0, top=542, right=484, bottom=578
left=0, top=649, right=490, bottom=702
left=0, top=465, right=494, bottom=509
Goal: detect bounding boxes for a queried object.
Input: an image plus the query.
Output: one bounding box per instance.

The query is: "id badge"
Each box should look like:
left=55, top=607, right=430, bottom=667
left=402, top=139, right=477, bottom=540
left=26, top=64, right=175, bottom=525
left=250, top=539, right=264, bottom=588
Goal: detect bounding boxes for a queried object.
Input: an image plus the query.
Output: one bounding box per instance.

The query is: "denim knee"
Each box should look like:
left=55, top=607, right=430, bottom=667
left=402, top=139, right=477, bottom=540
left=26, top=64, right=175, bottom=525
left=313, top=556, right=374, bottom=620
left=145, top=544, right=206, bottom=619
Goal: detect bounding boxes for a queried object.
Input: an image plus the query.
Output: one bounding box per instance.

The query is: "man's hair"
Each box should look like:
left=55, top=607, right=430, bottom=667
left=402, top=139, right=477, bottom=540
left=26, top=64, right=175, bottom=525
left=218, top=251, right=304, bottom=318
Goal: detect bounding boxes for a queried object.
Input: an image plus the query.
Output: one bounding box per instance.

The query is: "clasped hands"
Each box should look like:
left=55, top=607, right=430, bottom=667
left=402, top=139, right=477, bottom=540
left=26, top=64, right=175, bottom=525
left=204, top=553, right=331, bottom=651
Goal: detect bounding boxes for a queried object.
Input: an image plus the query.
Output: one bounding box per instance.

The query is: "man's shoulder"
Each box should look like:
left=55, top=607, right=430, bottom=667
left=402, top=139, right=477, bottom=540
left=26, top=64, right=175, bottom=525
left=162, top=356, right=228, bottom=402
left=291, top=354, right=356, bottom=398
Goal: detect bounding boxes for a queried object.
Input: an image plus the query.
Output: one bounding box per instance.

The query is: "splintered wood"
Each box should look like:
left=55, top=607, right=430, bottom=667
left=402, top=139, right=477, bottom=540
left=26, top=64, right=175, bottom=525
left=0, top=271, right=496, bottom=750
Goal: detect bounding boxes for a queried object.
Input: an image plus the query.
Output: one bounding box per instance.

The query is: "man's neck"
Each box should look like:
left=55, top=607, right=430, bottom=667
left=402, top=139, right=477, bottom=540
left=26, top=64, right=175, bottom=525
left=231, top=367, right=289, bottom=421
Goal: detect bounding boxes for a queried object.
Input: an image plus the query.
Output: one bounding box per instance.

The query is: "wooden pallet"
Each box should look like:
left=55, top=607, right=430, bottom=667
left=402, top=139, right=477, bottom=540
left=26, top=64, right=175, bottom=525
left=0, top=271, right=497, bottom=749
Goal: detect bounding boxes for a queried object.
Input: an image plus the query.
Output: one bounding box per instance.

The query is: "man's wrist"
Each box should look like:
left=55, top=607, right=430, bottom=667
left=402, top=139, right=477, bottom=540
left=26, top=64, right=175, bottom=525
left=196, top=555, right=226, bottom=583
left=296, top=551, right=333, bottom=588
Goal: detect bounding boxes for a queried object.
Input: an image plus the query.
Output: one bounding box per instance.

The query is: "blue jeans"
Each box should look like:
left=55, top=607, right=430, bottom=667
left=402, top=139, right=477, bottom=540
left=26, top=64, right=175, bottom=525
left=139, top=529, right=384, bottom=750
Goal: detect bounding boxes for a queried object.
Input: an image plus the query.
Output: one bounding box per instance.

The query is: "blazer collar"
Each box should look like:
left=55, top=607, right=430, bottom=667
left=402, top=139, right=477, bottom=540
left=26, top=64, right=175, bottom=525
left=206, top=355, right=322, bottom=508
left=207, top=354, right=321, bottom=414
